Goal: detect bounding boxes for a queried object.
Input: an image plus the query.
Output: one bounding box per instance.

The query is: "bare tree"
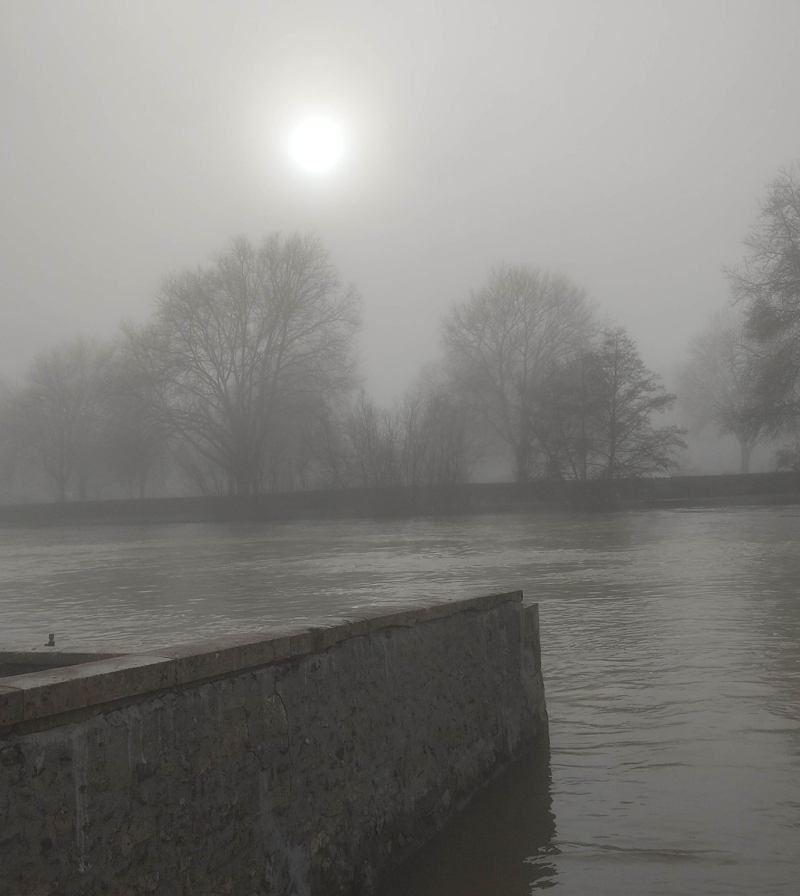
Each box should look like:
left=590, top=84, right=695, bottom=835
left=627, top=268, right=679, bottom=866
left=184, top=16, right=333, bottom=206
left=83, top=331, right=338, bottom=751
left=588, top=328, right=685, bottom=479
left=0, top=381, right=19, bottom=501
left=727, top=164, right=800, bottom=432
left=102, top=345, right=171, bottom=498
left=538, top=328, right=685, bottom=481
left=677, top=310, right=765, bottom=473
left=442, top=265, right=594, bottom=480
left=399, top=366, right=474, bottom=487
left=319, top=367, right=474, bottom=501
left=344, top=392, right=402, bottom=490
left=9, top=337, right=111, bottom=501
left=535, top=352, right=599, bottom=481
left=124, top=232, right=361, bottom=496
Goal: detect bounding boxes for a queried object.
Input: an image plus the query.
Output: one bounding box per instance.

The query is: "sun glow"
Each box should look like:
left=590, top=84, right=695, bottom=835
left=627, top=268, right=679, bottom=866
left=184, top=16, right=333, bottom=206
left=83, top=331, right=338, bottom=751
left=288, top=116, right=345, bottom=174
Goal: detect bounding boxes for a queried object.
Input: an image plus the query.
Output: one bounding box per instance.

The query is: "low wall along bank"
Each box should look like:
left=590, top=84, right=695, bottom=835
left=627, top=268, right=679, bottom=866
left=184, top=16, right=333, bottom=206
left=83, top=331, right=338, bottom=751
left=0, top=591, right=548, bottom=896
left=3, top=471, right=800, bottom=526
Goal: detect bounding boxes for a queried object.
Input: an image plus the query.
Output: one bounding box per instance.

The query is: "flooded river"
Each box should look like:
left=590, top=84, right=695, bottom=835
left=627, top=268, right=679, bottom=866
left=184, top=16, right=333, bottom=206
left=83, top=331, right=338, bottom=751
left=1, top=507, right=799, bottom=894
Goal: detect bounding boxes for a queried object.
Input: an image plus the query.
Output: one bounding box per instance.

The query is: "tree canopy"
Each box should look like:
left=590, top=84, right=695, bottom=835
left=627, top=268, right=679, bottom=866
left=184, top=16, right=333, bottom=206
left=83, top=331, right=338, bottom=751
left=677, top=311, right=764, bottom=473
left=124, top=232, right=361, bottom=496
left=8, top=337, right=111, bottom=501
left=539, top=327, right=685, bottom=481
left=442, top=265, right=594, bottom=481
left=728, top=164, right=800, bottom=433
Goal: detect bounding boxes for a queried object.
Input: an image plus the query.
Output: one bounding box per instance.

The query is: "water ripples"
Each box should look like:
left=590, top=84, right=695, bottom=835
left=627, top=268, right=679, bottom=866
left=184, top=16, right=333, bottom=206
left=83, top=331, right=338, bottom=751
left=2, top=506, right=800, bottom=893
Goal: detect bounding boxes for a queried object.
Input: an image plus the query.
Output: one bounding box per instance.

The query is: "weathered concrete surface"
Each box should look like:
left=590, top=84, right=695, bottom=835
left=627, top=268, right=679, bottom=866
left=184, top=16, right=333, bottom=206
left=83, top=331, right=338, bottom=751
left=0, top=651, right=119, bottom=680
left=0, top=592, right=547, bottom=896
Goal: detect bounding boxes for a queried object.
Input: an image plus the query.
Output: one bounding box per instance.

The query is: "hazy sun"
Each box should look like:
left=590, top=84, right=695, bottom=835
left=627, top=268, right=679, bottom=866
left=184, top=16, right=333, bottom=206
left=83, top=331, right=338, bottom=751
left=288, top=117, right=345, bottom=174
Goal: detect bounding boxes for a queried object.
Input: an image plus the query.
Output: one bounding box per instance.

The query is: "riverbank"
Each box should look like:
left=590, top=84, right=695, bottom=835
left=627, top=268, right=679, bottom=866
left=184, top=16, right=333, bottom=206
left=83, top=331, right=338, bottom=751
left=1, top=472, right=800, bottom=526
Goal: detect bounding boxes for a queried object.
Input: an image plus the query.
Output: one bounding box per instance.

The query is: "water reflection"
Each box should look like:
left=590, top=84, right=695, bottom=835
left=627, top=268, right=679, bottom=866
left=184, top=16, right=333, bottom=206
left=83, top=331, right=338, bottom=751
left=379, top=746, right=558, bottom=895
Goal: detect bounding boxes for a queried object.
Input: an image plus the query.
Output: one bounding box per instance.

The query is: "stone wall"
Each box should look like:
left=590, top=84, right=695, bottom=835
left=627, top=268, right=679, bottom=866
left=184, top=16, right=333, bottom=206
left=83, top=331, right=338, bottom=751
left=0, top=592, right=548, bottom=896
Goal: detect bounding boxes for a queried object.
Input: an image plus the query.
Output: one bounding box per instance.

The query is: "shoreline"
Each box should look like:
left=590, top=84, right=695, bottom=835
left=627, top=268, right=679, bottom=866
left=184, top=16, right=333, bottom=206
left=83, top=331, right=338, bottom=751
left=1, top=472, right=799, bottom=527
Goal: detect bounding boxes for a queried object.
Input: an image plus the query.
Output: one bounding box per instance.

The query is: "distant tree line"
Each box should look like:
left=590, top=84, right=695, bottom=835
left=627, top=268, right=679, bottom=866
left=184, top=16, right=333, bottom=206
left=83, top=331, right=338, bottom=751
left=1, top=230, right=694, bottom=504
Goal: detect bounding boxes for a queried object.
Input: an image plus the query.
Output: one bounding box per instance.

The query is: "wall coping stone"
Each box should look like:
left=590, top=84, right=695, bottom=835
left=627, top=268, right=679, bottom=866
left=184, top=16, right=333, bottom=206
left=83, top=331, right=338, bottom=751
left=0, top=650, right=119, bottom=666
left=0, top=590, right=522, bottom=727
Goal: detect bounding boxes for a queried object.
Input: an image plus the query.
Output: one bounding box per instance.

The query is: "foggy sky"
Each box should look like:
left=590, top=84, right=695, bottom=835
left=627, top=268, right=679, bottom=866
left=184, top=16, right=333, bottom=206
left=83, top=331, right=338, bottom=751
left=2, top=0, right=800, bottom=401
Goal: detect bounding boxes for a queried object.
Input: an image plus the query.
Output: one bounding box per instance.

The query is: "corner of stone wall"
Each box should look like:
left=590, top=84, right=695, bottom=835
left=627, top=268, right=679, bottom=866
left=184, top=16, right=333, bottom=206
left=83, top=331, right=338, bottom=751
left=520, top=603, right=549, bottom=743
left=1, top=594, right=550, bottom=896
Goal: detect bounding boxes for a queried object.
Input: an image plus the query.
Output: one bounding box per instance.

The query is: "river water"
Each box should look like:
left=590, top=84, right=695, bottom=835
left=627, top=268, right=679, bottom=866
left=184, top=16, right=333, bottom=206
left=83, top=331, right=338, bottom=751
left=1, top=507, right=799, bottom=894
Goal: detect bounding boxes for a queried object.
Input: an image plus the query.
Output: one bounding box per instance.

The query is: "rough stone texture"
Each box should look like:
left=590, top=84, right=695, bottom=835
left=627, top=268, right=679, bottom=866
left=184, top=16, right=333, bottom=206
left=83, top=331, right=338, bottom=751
left=0, top=687, right=23, bottom=727
left=0, top=593, right=547, bottom=896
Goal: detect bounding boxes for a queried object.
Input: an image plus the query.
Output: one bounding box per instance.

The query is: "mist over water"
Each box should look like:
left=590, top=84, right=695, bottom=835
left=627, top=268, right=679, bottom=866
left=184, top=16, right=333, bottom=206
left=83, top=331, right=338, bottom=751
left=4, top=3, right=800, bottom=891
left=2, top=506, right=799, bottom=893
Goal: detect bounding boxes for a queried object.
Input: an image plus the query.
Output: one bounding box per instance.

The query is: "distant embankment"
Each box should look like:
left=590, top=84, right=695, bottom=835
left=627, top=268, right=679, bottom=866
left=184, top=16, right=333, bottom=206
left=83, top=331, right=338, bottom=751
left=1, top=472, right=800, bottom=526
left=0, top=591, right=548, bottom=896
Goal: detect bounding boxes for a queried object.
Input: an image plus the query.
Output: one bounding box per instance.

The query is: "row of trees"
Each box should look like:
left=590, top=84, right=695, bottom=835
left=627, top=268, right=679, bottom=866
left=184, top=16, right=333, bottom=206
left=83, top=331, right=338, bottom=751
left=677, top=163, right=800, bottom=473
left=1, top=235, right=689, bottom=502
left=441, top=267, right=684, bottom=482
left=1, top=233, right=362, bottom=500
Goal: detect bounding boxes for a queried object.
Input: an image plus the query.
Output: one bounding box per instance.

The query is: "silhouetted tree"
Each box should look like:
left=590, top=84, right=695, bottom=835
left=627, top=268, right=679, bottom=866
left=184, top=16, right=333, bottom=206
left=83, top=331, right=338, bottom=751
left=538, top=327, right=685, bottom=481
left=124, top=232, right=361, bottom=496
left=345, top=392, right=402, bottom=490
left=442, top=265, right=594, bottom=481
left=396, top=367, right=474, bottom=488
left=102, top=345, right=171, bottom=498
left=9, top=337, right=111, bottom=501
left=0, top=381, right=19, bottom=501
left=417, top=380, right=474, bottom=486
left=535, top=352, right=599, bottom=480
left=728, top=164, right=800, bottom=433
left=318, top=368, right=474, bottom=505
left=677, top=311, right=765, bottom=473
left=589, top=328, right=685, bottom=479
